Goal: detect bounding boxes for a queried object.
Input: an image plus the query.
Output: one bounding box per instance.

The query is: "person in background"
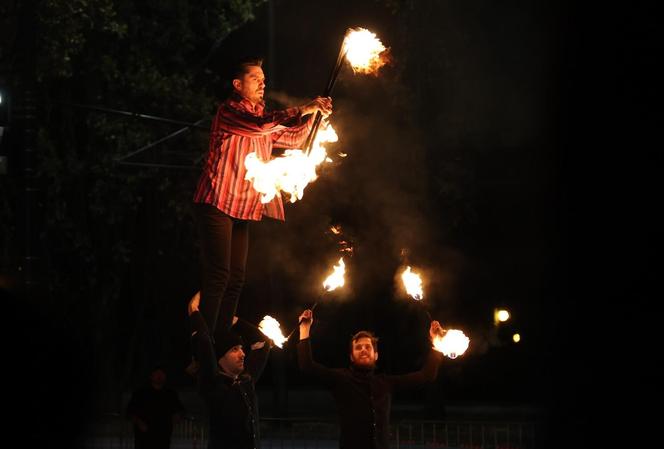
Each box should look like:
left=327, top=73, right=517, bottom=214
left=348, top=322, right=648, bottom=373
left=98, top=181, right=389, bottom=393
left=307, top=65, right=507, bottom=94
left=126, top=365, right=185, bottom=449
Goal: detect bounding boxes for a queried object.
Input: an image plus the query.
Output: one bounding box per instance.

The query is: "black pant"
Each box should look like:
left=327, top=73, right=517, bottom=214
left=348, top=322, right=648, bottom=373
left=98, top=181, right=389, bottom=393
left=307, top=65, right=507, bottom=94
left=193, top=203, right=249, bottom=334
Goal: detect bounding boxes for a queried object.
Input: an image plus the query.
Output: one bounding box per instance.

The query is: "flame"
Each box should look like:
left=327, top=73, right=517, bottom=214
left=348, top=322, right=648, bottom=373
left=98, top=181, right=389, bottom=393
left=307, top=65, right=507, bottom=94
left=245, top=123, right=338, bottom=204
left=323, top=257, right=346, bottom=292
left=433, top=329, right=470, bottom=359
left=339, top=240, right=353, bottom=256
left=401, top=266, right=423, bottom=301
left=258, top=315, right=287, bottom=348
left=343, top=28, right=388, bottom=75
left=330, top=225, right=342, bottom=235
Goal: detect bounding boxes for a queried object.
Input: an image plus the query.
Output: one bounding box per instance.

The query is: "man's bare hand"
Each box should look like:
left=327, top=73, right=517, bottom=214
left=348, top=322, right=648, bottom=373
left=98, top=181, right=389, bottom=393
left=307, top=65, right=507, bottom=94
left=430, top=320, right=444, bottom=341
left=299, top=309, right=314, bottom=327
left=300, top=96, right=332, bottom=118
left=251, top=341, right=266, bottom=350
left=188, top=291, right=200, bottom=316
left=298, top=309, right=313, bottom=340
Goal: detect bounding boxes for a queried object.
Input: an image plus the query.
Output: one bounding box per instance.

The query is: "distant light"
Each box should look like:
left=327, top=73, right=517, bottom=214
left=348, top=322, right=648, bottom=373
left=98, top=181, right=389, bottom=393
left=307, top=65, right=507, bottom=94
left=493, top=308, right=510, bottom=325
left=0, top=93, right=3, bottom=104
left=512, top=333, right=521, bottom=343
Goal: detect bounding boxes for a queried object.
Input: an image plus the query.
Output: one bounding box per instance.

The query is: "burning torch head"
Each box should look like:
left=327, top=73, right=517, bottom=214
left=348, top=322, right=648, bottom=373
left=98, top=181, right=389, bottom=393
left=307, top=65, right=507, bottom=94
left=349, top=331, right=379, bottom=369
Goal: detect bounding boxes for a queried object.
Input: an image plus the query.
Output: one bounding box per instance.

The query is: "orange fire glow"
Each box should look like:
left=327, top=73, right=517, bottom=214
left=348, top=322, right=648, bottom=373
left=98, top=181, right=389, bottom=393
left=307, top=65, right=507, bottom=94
left=344, top=28, right=389, bottom=75
left=244, top=122, right=338, bottom=203
left=258, top=315, right=287, bottom=348
left=432, top=329, right=470, bottom=359
left=401, top=266, right=423, bottom=301
left=323, top=257, right=346, bottom=292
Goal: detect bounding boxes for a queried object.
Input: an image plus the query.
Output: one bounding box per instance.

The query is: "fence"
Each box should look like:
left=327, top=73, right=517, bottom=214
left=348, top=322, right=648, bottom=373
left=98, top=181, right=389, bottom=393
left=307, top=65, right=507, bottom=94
left=85, top=414, right=537, bottom=449
left=395, top=420, right=536, bottom=449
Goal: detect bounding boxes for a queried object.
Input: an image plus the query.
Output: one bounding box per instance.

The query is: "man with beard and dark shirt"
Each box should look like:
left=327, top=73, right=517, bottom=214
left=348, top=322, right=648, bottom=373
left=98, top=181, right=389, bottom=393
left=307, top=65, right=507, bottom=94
left=297, top=309, right=444, bottom=449
left=188, top=291, right=271, bottom=449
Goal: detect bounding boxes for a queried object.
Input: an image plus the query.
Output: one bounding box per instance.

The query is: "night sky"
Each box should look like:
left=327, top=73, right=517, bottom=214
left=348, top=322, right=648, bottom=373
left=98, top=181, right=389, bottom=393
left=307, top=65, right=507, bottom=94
left=209, top=0, right=565, bottom=401
left=1, top=1, right=660, bottom=448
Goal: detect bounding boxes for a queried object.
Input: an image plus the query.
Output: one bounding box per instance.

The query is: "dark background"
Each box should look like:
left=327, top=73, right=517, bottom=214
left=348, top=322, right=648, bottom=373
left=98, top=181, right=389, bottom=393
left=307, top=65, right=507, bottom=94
left=1, top=0, right=659, bottom=447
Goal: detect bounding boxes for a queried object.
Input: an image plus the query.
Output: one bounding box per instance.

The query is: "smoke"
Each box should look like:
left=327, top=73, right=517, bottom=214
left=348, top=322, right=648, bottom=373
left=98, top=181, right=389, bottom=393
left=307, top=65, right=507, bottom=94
left=266, top=90, right=308, bottom=109
left=246, top=66, right=472, bottom=325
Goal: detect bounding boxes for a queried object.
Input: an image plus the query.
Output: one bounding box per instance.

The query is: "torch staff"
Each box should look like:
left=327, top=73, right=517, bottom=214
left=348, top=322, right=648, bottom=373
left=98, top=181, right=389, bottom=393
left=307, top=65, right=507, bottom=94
left=237, top=317, right=261, bottom=332
left=286, top=256, right=346, bottom=342
left=423, top=308, right=433, bottom=322
left=285, top=296, right=322, bottom=341
left=304, top=28, right=351, bottom=156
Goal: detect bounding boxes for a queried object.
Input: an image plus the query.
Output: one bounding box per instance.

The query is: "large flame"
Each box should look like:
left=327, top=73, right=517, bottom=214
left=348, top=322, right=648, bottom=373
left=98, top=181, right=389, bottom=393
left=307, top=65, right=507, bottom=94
left=245, top=123, right=338, bottom=204
left=258, top=315, right=287, bottom=348
left=433, top=329, right=470, bottom=359
left=401, top=266, right=423, bottom=301
left=343, top=28, right=388, bottom=75
left=323, top=257, right=346, bottom=292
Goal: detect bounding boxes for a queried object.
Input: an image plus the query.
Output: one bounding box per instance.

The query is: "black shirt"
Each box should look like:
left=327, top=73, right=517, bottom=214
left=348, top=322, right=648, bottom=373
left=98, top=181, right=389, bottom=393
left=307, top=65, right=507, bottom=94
left=297, top=338, right=443, bottom=449
left=192, top=311, right=270, bottom=449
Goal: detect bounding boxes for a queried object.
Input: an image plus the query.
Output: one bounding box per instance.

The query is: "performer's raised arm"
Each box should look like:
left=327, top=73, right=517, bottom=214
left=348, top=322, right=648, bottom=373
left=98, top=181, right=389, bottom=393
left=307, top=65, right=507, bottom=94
left=388, top=320, right=444, bottom=390
left=297, top=309, right=344, bottom=385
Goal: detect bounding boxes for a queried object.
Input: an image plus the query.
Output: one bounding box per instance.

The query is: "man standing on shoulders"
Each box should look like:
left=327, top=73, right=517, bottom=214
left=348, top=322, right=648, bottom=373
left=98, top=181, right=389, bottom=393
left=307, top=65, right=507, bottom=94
left=193, top=57, right=332, bottom=337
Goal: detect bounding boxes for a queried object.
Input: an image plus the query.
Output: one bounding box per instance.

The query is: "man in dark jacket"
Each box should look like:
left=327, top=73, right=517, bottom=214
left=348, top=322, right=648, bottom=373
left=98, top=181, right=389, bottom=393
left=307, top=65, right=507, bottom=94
left=297, top=309, right=444, bottom=449
left=188, top=292, right=271, bottom=449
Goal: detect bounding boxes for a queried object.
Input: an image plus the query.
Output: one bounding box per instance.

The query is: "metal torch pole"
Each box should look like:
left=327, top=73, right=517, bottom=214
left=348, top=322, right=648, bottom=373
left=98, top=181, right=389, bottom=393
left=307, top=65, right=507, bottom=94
left=424, top=308, right=433, bottom=322
left=286, top=293, right=324, bottom=341
left=304, top=29, right=351, bottom=156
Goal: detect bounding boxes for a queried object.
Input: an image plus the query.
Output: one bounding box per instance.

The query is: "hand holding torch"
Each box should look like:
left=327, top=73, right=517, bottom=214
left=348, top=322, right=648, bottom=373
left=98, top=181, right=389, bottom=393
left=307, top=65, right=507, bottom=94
left=304, top=27, right=388, bottom=156
left=286, top=257, right=347, bottom=341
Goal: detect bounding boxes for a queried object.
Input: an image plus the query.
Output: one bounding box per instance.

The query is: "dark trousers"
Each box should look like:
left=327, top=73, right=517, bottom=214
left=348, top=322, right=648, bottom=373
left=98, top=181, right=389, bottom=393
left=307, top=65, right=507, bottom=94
left=193, top=203, right=249, bottom=334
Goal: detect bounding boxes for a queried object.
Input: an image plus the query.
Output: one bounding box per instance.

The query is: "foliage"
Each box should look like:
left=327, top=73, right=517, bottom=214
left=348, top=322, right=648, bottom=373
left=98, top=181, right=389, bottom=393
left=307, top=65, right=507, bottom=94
left=5, top=0, right=266, bottom=393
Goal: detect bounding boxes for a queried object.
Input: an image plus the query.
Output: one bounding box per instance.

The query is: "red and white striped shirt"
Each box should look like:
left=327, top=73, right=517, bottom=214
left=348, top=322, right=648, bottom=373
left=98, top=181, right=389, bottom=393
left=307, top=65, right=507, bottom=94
left=193, top=93, right=314, bottom=221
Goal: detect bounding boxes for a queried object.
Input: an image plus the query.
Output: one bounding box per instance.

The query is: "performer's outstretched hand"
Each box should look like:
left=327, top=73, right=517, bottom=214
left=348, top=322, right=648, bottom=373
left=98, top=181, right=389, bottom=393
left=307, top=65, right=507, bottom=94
left=299, top=309, right=314, bottom=340
left=429, top=320, right=444, bottom=341
left=189, top=291, right=237, bottom=322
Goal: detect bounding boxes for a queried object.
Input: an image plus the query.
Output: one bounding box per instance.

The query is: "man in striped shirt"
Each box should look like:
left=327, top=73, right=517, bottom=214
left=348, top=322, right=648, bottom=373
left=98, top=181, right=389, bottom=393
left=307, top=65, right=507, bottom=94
left=193, top=57, right=332, bottom=337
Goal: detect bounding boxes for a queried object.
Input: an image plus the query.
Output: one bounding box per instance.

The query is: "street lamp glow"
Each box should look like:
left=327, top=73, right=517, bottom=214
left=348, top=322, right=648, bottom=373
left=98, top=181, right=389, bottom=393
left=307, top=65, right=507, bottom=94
left=512, top=333, right=521, bottom=343
left=493, top=308, right=510, bottom=325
